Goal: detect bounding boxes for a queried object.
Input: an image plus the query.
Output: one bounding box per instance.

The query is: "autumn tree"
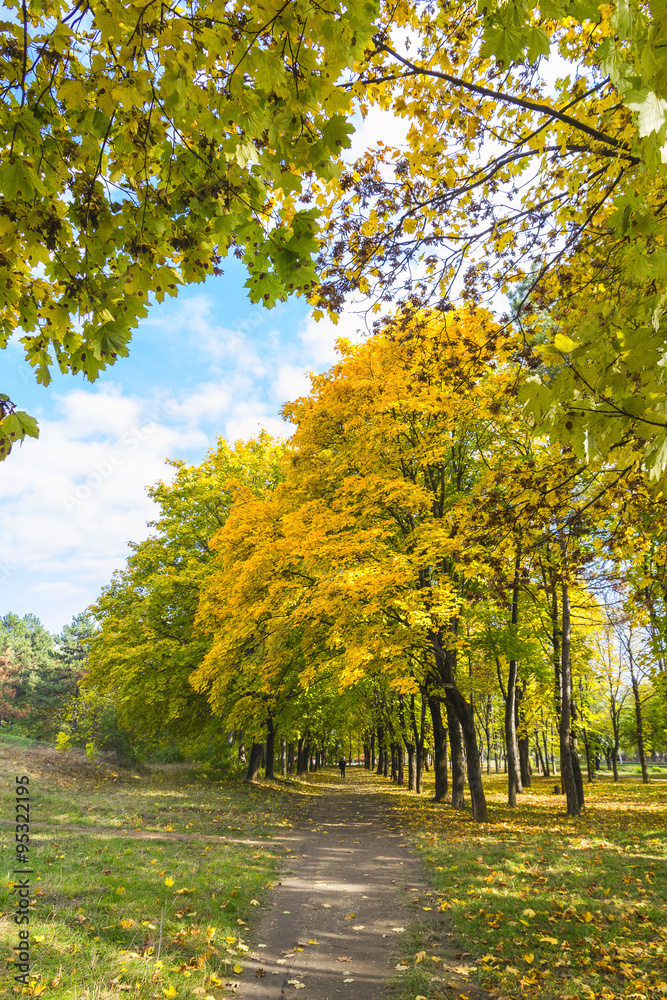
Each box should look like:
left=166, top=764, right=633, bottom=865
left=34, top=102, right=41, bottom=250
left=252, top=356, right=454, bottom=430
left=85, top=433, right=284, bottom=759
left=314, top=0, right=667, bottom=474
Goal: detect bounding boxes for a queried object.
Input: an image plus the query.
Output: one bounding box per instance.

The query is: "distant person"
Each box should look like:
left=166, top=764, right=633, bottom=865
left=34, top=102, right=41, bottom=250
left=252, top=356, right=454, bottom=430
left=339, top=758, right=346, bottom=778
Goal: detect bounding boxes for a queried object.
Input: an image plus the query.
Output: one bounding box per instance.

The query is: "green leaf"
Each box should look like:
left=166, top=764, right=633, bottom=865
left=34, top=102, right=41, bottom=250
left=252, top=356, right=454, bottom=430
left=525, top=26, right=551, bottom=62
left=554, top=334, right=578, bottom=352
left=481, top=26, right=528, bottom=64
left=13, top=411, right=39, bottom=439
left=625, top=89, right=667, bottom=137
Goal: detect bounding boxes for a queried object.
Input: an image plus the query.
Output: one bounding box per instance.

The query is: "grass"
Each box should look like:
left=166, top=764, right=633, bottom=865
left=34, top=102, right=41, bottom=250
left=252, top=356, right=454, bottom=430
left=0, top=737, right=313, bottom=1000
left=379, top=770, right=667, bottom=1000
left=3, top=739, right=666, bottom=1000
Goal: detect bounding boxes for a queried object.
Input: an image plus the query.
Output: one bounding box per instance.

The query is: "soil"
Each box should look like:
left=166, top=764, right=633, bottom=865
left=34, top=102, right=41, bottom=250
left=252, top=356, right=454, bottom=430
left=238, top=769, right=489, bottom=1000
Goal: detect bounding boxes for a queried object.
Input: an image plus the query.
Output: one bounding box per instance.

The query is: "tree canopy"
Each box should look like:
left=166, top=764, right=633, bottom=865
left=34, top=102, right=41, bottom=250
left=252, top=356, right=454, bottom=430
left=4, top=0, right=667, bottom=473
left=0, top=0, right=377, bottom=454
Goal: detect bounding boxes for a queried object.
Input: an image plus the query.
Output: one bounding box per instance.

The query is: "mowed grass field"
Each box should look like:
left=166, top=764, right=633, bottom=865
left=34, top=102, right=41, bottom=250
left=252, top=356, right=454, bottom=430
left=0, top=736, right=312, bottom=1000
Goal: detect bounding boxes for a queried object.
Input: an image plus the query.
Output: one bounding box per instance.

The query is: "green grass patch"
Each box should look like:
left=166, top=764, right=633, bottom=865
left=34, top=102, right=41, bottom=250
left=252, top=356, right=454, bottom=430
left=0, top=737, right=309, bottom=999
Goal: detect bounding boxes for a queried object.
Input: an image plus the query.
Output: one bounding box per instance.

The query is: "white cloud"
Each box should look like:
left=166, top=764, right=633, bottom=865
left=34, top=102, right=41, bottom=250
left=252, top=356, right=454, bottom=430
left=0, top=386, right=206, bottom=632
left=346, top=104, right=410, bottom=164
left=273, top=365, right=313, bottom=407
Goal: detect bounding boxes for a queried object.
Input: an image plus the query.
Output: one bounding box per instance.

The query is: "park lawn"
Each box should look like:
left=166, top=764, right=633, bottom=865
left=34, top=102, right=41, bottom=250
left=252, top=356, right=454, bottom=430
left=0, top=736, right=310, bottom=1000
left=383, top=771, right=667, bottom=1000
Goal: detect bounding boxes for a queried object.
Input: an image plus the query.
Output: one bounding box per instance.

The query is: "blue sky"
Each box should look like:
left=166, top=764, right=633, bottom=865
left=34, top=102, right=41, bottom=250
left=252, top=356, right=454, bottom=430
left=0, top=253, right=379, bottom=634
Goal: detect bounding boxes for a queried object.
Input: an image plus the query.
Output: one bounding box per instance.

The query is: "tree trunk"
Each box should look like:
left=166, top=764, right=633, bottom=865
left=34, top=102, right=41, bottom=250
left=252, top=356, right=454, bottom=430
left=406, top=743, right=415, bottom=790
left=429, top=696, right=448, bottom=803
left=445, top=694, right=465, bottom=809
left=518, top=736, right=531, bottom=788
left=504, top=656, right=520, bottom=808
left=244, top=743, right=263, bottom=783
left=631, top=669, right=650, bottom=784
left=397, top=745, right=404, bottom=786
left=296, top=736, right=305, bottom=776
left=559, top=577, right=581, bottom=816
left=376, top=727, right=384, bottom=775
left=582, top=727, right=594, bottom=781
left=280, top=736, right=287, bottom=777
left=454, top=688, right=488, bottom=821
left=415, top=741, right=424, bottom=793
left=287, top=741, right=295, bottom=774
left=265, top=719, right=275, bottom=780
left=541, top=730, right=551, bottom=777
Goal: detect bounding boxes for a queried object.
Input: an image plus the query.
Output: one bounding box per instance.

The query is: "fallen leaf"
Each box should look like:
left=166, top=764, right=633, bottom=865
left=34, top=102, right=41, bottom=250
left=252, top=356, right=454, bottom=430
left=232, top=964, right=243, bottom=974
left=255, top=968, right=265, bottom=978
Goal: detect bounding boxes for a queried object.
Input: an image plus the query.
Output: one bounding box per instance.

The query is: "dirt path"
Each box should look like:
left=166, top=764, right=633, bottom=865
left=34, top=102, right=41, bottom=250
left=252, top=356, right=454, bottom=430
left=238, top=769, right=487, bottom=1000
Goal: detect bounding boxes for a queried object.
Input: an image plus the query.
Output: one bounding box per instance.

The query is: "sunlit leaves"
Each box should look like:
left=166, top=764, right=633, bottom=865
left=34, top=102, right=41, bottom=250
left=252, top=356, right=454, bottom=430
left=0, top=0, right=379, bottom=453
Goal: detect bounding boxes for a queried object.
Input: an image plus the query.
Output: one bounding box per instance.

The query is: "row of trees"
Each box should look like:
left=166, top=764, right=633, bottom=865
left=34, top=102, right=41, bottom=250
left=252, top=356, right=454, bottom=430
left=84, top=307, right=667, bottom=818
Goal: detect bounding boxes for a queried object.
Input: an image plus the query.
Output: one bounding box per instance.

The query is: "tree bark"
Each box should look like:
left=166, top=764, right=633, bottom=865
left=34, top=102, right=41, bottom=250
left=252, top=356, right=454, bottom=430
left=502, top=655, right=520, bottom=807
left=244, top=742, right=263, bottom=783
left=541, top=729, right=550, bottom=777
left=280, top=735, right=287, bottom=777
left=287, top=740, right=295, bottom=774
left=406, top=742, right=416, bottom=790
left=264, top=718, right=275, bottom=780
left=518, top=735, right=531, bottom=788
left=445, top=694, right=465, bottom=809
left=455, top=689, right=488, bottom=821
left=429, top=696, right=448, bottom=803
left=581, top=727, right=594, bottom=781
left=629, top=652, right=650, bottom=784
left=559, top=577, right=581, bottom=816
left=376, top=726, right=384, bottom=775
